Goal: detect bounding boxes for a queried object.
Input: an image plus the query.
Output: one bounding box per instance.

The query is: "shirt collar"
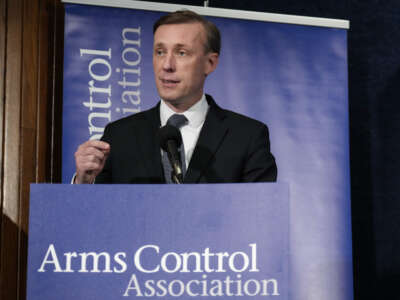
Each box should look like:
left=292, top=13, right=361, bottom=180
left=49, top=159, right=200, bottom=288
left=160, top=94, right=209, bottom=128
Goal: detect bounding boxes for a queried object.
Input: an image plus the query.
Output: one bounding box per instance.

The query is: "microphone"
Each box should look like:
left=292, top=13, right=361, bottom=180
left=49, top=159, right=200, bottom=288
left=158, top=125, right=184, bottom=184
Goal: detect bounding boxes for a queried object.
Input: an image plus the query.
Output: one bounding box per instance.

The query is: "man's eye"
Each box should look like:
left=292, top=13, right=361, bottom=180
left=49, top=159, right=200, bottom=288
left=177, top=50, right=186, bottom=56
left=155, top=49, right=164, bottom=56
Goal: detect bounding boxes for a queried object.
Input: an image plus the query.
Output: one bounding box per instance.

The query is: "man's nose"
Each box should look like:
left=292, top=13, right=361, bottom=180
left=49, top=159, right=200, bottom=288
left=162, top=52, right=175, bottom=72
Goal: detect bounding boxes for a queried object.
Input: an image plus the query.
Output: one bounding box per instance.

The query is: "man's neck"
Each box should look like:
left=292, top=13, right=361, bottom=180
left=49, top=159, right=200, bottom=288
left=160, top=94, right=208, bottom=127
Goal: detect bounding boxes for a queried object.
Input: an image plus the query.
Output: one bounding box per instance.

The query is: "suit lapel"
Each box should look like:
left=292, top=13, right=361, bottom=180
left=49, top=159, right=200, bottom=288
left=134, top=104, right=165, bottom=182
left=184, top=96, right=228, bottom=183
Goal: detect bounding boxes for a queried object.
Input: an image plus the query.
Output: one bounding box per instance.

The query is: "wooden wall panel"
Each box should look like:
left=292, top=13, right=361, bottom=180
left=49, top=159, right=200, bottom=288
left=3, top=0, right=23, bottom=233
left=19, top=2, right=40, bottom=298
left=37, top=0, right=52, bottom=183
left=0, top=0, right=6, bottom=290
left=0, top=0, right=64, bottom=299
left=1, top=1, right=23, bottom=298
left=47, top=0, right=64, bottom=184
left=0, top=0, right=5, bottom=191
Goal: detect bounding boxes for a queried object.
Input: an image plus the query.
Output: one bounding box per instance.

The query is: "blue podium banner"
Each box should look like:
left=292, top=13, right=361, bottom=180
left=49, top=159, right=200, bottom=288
left=27, top=183, right=289, bottom=299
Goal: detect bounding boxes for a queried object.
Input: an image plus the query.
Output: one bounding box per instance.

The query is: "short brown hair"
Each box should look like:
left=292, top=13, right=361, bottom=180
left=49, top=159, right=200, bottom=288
left=153, top=10, right=221, bottom=54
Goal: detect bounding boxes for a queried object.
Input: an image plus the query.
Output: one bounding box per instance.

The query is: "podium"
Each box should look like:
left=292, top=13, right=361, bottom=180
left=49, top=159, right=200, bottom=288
left=26, top=183, right=289, bottom=299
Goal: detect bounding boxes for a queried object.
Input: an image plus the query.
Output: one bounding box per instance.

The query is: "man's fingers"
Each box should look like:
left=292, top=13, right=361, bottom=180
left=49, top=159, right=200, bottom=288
left=74, top=140, right=111, bottom=184
left=77, top=140, right=110, bottom=154
left=87, top=140, right=110, bottom=153
left=77, top=154, right=102, bottom=168
left=77, top=146, right=106, bottom=160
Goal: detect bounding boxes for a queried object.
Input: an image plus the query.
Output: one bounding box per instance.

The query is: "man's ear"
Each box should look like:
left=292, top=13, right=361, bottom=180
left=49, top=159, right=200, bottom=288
left=205, top=52, right=219, bottom=76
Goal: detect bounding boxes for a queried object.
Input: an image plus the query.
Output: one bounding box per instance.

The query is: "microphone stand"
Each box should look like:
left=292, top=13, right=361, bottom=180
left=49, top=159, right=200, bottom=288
left=171, top=172, right=183, bottom=184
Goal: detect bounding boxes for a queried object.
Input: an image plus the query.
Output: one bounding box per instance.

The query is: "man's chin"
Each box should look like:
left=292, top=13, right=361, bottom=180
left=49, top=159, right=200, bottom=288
left=162, top=97, right=183, bottom=106
left=159, top=91, right=182, bottom=103
left=161, top=96, right=192, bottom=112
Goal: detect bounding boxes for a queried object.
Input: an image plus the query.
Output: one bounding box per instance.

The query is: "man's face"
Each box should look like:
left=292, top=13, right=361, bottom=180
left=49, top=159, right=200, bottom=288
left=153, top=22, right=218, bottom=111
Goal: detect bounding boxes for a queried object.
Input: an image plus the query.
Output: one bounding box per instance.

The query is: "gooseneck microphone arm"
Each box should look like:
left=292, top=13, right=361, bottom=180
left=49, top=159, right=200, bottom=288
left=158, top=125, right=184, bottom=184
left=165, top=139, right=183, bottom=184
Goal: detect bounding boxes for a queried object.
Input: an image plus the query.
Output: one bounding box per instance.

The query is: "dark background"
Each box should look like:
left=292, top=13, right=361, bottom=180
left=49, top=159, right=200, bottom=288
left=144, top=0, right=400, bottom=299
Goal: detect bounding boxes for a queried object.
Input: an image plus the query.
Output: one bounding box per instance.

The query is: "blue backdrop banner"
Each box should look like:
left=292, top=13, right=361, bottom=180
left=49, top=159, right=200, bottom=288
left=61, top=3, right=352, bottom=300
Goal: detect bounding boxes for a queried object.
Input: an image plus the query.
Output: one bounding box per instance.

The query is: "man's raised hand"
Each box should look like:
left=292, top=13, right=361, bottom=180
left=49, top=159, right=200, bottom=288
left=74, top=140, right=110, bottom=184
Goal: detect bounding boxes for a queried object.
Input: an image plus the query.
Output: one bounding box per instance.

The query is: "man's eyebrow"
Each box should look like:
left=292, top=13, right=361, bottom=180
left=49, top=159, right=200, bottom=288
left=153, top=42, right=189, bottom=48
left=154, top=42, right=165, bottom=48
left=174, top=43, right=189, bottom=49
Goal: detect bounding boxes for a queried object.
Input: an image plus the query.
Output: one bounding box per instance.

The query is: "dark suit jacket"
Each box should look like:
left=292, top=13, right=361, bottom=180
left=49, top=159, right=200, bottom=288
left=95, top=95, right=277, bottom=183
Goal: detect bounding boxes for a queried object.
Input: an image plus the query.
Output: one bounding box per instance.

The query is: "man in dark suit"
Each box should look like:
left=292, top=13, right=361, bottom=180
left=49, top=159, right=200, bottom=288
left=74, top=10, right=277, bottom=184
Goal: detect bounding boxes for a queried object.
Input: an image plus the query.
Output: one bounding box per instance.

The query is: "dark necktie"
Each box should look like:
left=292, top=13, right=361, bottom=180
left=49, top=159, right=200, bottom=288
left=162, top=114, right=188, bottom=183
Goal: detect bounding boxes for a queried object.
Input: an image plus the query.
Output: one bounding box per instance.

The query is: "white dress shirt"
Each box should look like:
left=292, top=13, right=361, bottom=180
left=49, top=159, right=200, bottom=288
left=160, top=94, right=209, bottom=169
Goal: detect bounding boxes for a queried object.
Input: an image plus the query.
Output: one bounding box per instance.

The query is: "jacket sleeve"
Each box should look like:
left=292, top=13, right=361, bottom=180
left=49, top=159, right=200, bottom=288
left=242, top=123, right=277, bottom=182
left=94, top=124, right=113, bottom=183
